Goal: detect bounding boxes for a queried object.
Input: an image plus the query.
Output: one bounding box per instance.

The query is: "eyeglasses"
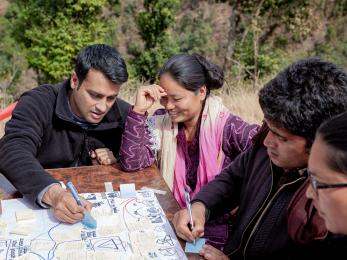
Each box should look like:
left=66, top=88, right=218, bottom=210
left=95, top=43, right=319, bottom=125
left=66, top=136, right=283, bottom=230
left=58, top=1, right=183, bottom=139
left=308, top=170, right=347, bottom=193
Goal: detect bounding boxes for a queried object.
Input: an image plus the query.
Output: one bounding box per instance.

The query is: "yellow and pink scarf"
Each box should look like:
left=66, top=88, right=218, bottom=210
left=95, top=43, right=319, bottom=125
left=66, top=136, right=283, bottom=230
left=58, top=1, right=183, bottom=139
left=150, top=96, right=229, bottom=207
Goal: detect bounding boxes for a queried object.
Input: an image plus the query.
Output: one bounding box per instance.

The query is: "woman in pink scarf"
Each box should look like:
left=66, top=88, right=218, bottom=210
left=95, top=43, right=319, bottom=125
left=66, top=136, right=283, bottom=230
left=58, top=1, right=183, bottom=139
left=119, top=53, right=259, bottom=250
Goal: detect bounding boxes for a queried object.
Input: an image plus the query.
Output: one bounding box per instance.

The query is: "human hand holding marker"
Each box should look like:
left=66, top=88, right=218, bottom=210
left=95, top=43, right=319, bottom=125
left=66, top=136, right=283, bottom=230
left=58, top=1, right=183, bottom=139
left=66, top=179, right=97, bottom=229
left=42, top=184, right=91, bottom=224
left=173, top=191, right=206, bottom=242
left=184, top=187, right=195, bottom=244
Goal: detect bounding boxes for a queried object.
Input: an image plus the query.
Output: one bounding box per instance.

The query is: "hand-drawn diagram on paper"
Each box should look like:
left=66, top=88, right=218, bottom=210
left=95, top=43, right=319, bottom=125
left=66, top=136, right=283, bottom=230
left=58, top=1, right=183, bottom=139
left=0, top=190, right=187, bottom=260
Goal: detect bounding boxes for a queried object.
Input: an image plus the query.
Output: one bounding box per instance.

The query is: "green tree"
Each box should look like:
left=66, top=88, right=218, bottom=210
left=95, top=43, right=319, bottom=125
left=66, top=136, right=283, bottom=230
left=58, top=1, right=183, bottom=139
left=221, top=0, right=312, bottom=80
left=5, top=0, right=118, bottom=83
left=0, top=17, right=27, bottom=108
left=129, top=0, right=180, bottom=81
left=175, top=9, right=216, bottom=56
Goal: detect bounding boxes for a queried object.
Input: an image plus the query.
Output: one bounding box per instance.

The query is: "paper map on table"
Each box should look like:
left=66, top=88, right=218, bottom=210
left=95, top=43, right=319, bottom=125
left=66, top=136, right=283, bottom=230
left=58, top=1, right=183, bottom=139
left=0, top=190, right=187, bottom=260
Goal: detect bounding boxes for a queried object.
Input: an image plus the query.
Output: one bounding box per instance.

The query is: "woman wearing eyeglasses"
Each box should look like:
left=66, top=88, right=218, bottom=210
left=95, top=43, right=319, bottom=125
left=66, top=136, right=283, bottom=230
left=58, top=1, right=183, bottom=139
left=306, top=111, right=347, bottom=235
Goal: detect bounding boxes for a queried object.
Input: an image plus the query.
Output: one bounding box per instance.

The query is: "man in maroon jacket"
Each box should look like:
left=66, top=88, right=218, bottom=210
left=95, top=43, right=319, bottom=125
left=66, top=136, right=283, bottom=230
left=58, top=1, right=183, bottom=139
left=173, top=57, right=347, bottom=259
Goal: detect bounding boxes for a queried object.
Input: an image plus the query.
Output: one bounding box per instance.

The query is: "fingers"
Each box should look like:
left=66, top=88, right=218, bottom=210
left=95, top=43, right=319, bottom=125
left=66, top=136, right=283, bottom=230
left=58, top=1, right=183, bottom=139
left=89, top=150, right=99, bottom=165
left=143, top=84, right=166, bottom=101
left=82, top=198, right=93, bottom=212
left=173, top=209, right=196, bottom=242
left=51, top=190, right=85, bottom=224
left=133, top=85, right=167, bottom=113
left=191, top=202, right=206, bottom=238
left=192, top=222, right=205, bottom=239
left=54, top=211, right=82, bottom=223
left=191, top=214, right=205, bottom=239
left=92, top=148, right=116, bottom=165
left=200, top=245, right=229, bottom=260
left=89, top=150, right=96, bottom=159
left=42, top=184, right=93, bottom=224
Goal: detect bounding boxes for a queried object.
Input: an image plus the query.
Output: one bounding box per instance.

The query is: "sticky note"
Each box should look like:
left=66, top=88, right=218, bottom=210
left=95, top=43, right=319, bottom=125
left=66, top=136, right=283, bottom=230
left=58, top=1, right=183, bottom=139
left=141, top=186, right=167, bottom=195
left=104, top=182, right=114, bottom=192
left=0, top=221, right=7, bottom=238
left=120, top=183, right=136, bottom=198
left=10, top=225, right=33, bottom=236
left=15, top=209, right=36, bottom=222
left=185, top=238, right=206, bottom=253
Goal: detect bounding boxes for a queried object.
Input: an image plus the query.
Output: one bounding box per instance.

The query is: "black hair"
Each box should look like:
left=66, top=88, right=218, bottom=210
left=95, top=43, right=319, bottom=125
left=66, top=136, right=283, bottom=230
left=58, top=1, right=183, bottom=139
left=159, top=53, right=224, bottom=95
left=74, top=44, right=128, bottom=85
left=259, top=57, right=347, bottom=148
left=317, top=111, right=347, bottom=175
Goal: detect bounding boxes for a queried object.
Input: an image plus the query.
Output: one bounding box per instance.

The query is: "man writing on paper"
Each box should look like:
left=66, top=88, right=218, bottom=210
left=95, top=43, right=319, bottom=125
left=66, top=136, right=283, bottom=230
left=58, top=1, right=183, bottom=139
left=173, top=57, right=347, bottom=258
left=0, top=44, right=130, bottom=224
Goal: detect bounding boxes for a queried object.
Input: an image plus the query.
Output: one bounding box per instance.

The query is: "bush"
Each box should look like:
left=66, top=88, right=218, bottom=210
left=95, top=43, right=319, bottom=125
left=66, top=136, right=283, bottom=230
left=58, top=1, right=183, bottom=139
left=129, top=0, right=181, bottom=81
left=5, top=0, right=114, bottom=83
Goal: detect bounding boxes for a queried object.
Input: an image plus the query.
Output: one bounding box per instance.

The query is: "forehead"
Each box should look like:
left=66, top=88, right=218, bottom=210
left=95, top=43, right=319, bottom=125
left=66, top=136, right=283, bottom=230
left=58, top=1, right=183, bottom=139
left=309, top=137, right=334, bottom=168
left=82, top=69, right=120, bottom=95
left=265, top=119, right=291, bottom=136
left=309, top=137, right=326, bottom=167
left=159, top=73, right=192, bottom=95
left=266, top=118, right=308, bottom=141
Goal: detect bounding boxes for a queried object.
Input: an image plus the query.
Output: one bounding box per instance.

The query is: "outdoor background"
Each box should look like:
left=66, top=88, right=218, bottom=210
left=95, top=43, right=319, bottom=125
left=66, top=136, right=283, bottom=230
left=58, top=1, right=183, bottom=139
left=0, top=0, right=346, bottom=136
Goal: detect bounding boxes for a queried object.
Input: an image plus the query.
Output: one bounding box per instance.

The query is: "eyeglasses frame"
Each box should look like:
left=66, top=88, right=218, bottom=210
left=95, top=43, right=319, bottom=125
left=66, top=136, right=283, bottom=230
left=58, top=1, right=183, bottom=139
left=308, top=170, right=347, bottom=192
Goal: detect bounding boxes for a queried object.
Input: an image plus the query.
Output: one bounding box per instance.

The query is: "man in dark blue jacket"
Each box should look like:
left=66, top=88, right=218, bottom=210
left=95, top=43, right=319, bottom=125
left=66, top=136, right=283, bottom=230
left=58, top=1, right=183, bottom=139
left=0, top=44, right=130, bottom=224
left=173, top=57, right=347, bottom=259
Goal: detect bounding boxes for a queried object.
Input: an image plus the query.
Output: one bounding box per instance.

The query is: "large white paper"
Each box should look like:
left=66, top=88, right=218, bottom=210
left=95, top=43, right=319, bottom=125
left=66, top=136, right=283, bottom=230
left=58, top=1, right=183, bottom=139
left=0, top=190, right=187, bottom=260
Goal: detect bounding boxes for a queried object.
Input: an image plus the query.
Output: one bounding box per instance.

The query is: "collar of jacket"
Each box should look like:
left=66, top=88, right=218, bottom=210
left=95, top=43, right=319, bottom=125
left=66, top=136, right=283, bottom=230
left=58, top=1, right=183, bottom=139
left=54, top=79, right=124, bottom=131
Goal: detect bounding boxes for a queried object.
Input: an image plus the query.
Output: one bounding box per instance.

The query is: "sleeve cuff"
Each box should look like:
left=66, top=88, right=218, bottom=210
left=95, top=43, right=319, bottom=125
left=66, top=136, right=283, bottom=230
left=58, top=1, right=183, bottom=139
left=192, top=199, right=211, bottom=221
left=36, top=183, right=62, bottom=208
left=130, top=107, right=148, bottom=117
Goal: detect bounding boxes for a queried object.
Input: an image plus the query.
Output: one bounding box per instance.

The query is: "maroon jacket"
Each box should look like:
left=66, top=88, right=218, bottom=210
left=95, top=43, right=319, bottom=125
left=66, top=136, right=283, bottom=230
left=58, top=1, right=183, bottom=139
left=193, top=144, right=347, bottom=259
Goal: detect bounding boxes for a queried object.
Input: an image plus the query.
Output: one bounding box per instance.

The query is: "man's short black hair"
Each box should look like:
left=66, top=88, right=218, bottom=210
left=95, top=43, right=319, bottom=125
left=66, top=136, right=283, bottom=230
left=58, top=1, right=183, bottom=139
left=259, top=57, right=347, bottom=147
left=74, top=44, right=128, bottom=85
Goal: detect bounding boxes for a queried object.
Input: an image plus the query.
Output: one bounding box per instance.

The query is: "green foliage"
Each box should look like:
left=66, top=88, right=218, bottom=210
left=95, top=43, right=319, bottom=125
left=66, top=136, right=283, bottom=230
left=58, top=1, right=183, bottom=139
left=312, top=18, right=347, bottom=69
left=233, top=33, right=283, bottom=78
left=137, top=0, right=180, bottom=48
left=129, top=33, right=179, bottom=81
left=334, top=0, right=347, bottom=15
left=5, top=0, right=112, bottom=83
left=1, top=0, right=347, bottom=95
left=129, top=0, right=181, bottom=81
left=107, top=0, right=121, bottom=16
left=175, top=11, right=216, bottom=56
left=0, top=17, right=27, bottom=105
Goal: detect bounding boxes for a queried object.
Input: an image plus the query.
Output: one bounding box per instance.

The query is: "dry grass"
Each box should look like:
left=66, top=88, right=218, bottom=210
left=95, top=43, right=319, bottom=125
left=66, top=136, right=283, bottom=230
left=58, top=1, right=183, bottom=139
left=119, top=80, right=263, bottom=125
left=0, top=119, right=8, bottom=138
left=0, top=81, right=264, bottom=138
left=216, top=86, right=262, bottom=125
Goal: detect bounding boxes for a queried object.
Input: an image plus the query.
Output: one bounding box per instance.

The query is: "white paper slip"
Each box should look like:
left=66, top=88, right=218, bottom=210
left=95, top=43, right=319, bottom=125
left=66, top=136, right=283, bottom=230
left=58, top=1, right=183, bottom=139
left=15, top=209, right=36, bottom=222
left=10, top=225, right=33, bottom=236
left=104, top=182, right=114, bottom=192
left=120, top=183, right=136, bottom=198
left=141, top=186, right=167, bottom=195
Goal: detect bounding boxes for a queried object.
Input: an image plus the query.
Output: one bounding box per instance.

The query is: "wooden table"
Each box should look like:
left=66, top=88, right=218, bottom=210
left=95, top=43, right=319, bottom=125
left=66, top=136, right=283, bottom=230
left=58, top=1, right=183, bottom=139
left=0, top=164, right=202, bottom=259
left=47, top=164, right=179, bottom=223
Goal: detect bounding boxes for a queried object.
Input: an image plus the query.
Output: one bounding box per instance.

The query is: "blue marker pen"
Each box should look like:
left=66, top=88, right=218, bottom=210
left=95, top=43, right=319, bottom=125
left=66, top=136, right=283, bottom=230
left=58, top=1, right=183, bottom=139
left=66, top=179, right=97, bottom=229
left=184, top=187, right=195, bottom=245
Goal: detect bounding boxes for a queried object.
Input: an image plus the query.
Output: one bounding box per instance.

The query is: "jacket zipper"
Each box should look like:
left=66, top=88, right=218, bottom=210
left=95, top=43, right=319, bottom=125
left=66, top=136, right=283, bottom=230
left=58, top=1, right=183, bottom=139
left=242, top=164, right=305, bottom=259
left=228, top=158, right=274, bottom=257
left=74, top=130, right=87, bottom=166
